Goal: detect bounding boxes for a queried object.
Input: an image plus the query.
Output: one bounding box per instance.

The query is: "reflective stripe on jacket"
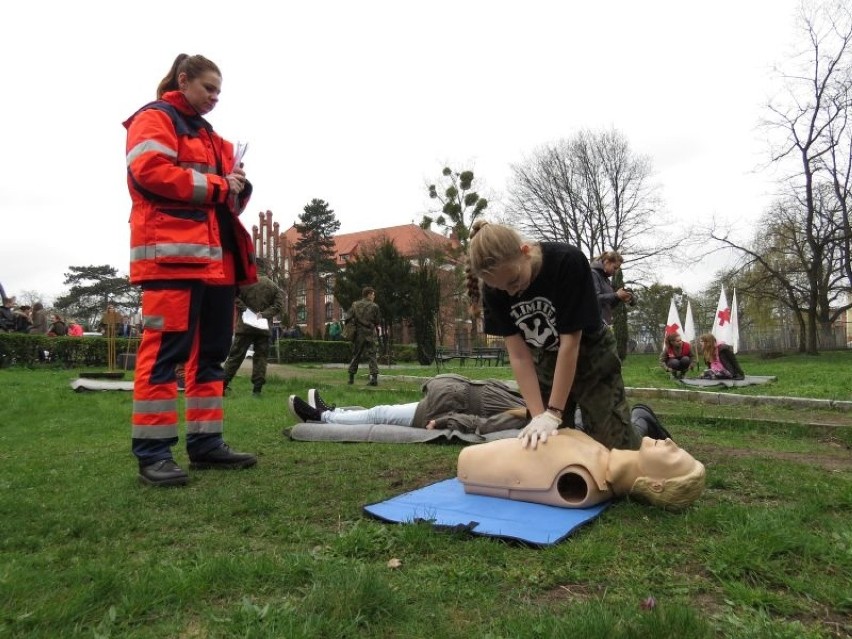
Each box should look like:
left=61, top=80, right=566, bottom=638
left=123, top=91, right=256, bottom=285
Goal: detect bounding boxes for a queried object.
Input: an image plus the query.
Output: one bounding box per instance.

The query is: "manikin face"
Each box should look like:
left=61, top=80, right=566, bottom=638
left=179, top=70, right=222, bottom=115
left=480, top=246, right=535, bottom=297
left=637, top=437, right=697, bottom=479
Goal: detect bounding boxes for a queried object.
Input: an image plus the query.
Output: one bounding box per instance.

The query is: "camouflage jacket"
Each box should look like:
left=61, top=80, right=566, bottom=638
left=234, top=275, right=285, bottom=334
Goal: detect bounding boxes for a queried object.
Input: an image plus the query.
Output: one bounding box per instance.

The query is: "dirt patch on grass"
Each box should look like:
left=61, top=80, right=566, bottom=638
left=693, top=442, right=852, bottom=472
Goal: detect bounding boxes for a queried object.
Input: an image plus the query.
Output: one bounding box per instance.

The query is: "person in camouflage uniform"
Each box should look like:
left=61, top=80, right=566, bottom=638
left=468, top=221, right=640, bottom=452
left=347, top=287, right=381, bottom=386
left=223, top=259, right=285, bottom=396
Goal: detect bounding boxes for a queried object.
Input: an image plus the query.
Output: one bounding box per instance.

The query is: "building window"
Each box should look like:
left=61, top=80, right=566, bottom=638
left=296, top=305, right=307, bottom=322
left=325, top=301, right=334, bottom=321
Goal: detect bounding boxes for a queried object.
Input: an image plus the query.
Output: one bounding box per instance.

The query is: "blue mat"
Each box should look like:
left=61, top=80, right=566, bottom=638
left=363, top=478, right=610, bottom=546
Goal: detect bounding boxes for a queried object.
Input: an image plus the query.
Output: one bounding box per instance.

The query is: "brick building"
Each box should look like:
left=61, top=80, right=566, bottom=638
left=250, top=211, right=470, bottom=345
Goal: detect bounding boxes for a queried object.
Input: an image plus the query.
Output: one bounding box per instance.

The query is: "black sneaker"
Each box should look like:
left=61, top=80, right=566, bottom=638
left=308, top=388, right=335, bottom=412
left=188, top=443, right=257, bottom=470
left=631, top=404, right=672, bottom=441
left=289, top=395, right=323, bottom=422
left=139, top=459, right=189, bottom=487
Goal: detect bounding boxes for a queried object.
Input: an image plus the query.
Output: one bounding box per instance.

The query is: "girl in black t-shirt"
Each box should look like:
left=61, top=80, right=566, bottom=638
left=467, top=220, right=639, bottom=451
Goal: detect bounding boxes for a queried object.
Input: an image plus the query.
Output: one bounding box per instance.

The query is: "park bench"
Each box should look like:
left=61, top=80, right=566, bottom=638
left=471, top=346, right=506, bottom=367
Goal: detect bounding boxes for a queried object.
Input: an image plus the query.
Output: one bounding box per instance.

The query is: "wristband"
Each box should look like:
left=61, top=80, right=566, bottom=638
left=546, top=405, right=564, bottom=417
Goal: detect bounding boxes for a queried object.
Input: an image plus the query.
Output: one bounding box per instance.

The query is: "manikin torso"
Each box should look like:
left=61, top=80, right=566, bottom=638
left=457, top=430, right=615, bottom=508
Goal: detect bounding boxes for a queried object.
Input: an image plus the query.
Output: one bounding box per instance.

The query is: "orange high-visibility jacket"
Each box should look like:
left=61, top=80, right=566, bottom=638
left=123, top=91, right=257, bottom=285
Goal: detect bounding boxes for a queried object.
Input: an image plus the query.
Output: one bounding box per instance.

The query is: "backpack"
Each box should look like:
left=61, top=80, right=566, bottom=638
left=342, top=315, right=355, bottom=341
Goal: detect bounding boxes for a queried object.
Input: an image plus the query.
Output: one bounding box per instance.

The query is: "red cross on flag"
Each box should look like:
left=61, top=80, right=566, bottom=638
left=711, top=287, right=737, bottom=351
left=664, top=297, right=682, bottom=344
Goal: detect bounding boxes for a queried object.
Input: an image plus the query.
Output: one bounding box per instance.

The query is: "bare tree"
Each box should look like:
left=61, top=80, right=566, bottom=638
left=713, top=2, right=852, bottom=353
left=714, top=190, right=850, bottom=353
left=506, top=128, right=678, bottom=280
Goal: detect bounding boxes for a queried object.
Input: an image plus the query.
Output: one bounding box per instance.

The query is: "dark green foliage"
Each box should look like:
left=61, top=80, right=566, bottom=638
left=53, top=265, right=138, bottom=328
left=424, top=166, right=488, bottom=248
left=627, top=283, right=688, bottom=347
left=410, top=262, right=440, bottom=364
left=293, top=199, right=341, bottom=276
left=334, top=239, right=413, bottom=359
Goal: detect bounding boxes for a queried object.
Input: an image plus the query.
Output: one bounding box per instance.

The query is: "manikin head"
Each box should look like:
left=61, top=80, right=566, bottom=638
left=621, top=437, right=706, bottom=511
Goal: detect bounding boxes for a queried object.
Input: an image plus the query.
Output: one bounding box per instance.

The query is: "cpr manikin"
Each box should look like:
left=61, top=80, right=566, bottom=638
left=457, top=430, right=706, bottom=511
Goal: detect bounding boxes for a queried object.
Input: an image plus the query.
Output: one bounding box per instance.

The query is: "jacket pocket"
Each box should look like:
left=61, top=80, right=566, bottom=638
left=152, top=208, right=215, bottom=264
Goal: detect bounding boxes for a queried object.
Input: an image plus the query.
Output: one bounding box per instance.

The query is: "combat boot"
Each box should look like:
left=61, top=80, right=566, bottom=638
left=368, top=374, right=378, bottom=386
left=348, top=372, right=355, bottom=385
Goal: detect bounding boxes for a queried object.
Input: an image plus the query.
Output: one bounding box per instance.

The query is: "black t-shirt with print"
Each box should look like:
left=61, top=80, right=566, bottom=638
left=482, top=243, right=602, bottom=352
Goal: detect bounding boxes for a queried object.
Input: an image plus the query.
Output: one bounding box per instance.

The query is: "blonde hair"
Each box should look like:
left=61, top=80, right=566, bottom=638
left=595, top=250, right=624, bottom=265
left=629, top=460, right=706, bottom=511
left=467, top=219, right=544, bottom=284
left=699, top=333, right=717, bottom=364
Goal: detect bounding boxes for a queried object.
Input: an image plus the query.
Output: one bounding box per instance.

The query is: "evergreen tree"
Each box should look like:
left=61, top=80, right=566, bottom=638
left=410, top=261, right=440, bottom=364
left=54, top=265, right=137, bottom=329
left=334, top=238, right=413, bottom=363
left=294, top=198, right=341, bottom=274
left=293, top=199, right=341, bottom=333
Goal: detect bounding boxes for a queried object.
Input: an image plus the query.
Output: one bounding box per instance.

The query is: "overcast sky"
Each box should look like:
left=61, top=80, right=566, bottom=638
left=1, top=0, right=803, bottom=304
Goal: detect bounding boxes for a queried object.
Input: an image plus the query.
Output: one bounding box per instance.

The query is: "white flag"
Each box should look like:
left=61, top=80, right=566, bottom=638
left=682, top=300, right=696, bottom=343
left=664, top=297, right=683, bottom=344
left=711, top=288, right=734, bottom=347
left=730, top=289, right=740, bottom=353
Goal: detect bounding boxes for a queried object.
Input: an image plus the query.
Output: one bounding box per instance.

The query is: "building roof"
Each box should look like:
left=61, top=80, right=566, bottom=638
left=281, top=223, right=457, bottom=265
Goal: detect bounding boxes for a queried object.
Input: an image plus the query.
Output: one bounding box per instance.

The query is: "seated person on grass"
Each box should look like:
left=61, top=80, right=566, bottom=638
left=659, top=332, right=696, bottom=379
left=288, top=374, right=671, bottom=443
left=698, top=333, right=745, bottom=380
left=458, top=430, right=706, bottom=511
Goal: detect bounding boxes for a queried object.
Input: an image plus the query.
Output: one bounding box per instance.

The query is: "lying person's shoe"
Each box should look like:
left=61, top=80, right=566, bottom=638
left=289, top=395, right=323, bottom=422
left=188, top=443, right=257, bottom=470
left=631, top=403, right=673, bottom=441
left=308, top=388, right=336, bottom=412
left=139, top=459, right=189, bottom=487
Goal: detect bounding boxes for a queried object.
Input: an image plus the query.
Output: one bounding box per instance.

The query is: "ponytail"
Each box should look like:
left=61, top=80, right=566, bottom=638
left=156, top=53, right=222, bottom=99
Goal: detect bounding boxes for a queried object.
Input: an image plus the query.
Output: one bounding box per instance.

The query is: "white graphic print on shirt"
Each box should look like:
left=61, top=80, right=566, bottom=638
left=509, top=296, right=559, bottom=351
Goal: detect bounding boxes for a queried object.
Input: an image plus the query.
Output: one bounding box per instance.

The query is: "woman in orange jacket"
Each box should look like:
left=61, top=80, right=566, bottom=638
left=124, top=53, right=258, bottom=487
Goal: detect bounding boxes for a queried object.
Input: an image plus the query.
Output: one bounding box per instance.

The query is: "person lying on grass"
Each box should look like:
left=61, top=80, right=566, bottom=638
left=288, top=373, right=671, bottom=442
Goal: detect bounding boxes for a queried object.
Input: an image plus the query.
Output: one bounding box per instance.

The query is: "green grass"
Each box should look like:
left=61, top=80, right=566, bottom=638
left=0, top=362, right=850, bottom=638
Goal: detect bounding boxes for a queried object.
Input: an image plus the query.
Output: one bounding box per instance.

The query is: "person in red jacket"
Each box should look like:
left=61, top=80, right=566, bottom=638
left=124, top=53, right=258, bottom=487
left=659, top=332, right=696, bottom=379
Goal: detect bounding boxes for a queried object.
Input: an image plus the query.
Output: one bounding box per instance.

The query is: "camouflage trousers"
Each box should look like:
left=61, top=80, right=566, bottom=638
left=532, top=327, right=639, bottom=450
left=223, top=330, right=270, bottom=388
left=348, top=334, right=378, bottom=376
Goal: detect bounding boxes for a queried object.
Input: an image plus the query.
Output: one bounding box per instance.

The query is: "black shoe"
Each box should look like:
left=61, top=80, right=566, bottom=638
left=138, top=459, right=189, bottom=487
left=308, top=388, right=335, bottom=412
left=252, top=385, right=262, bottom=397
left=289, top=395, right=323, bottom=422
left=347, top=372, right=355, bottom=385
left=631, top=403, right=672, bottom=441
left=367, top=374, right=378, bottom=387
left=188, top=443, right=257, bottom=470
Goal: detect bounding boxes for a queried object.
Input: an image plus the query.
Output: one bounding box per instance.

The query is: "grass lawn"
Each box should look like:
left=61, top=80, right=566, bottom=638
left=0, top=353, right=850, bottom=638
